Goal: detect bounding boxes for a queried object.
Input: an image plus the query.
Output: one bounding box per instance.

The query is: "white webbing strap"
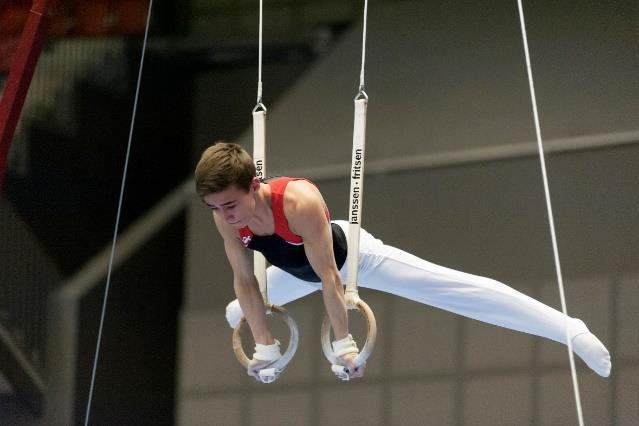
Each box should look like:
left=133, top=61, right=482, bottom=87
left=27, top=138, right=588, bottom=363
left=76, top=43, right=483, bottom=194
left=348, top=0, right=369, bottom=299
left=253, top=0, right=268, bottom=303
left=346, top=98, right=368, bottom=302
left=253, top=109, right=267, bottom=303
left=322, top=0, right=377, bottom=380
left=516, top=1, right=583, bottom=425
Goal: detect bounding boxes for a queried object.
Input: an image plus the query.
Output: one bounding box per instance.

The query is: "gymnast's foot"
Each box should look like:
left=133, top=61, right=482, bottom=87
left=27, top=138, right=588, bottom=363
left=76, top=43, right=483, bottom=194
left=571, top=331, right=611, bottom=377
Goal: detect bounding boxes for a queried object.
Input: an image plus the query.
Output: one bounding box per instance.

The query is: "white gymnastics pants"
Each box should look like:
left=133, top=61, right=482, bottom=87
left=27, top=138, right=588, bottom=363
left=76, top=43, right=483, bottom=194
left=226, top=220, right=590, bottom=344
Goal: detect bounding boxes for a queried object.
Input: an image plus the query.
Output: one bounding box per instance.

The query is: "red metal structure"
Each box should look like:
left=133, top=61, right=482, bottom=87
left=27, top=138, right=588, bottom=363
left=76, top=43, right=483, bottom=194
left=0, top=0, right=149, bottom=189
left=0, top=0, right=54, bottom=190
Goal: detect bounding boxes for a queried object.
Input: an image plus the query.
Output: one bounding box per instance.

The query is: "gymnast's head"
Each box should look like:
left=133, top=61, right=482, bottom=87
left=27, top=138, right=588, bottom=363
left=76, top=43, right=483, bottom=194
left=195, top=142, right=256, bottom=198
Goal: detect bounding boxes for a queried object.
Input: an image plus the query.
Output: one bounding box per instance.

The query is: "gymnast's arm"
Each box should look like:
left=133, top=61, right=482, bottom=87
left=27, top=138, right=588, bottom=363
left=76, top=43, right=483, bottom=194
left=213, top=213, right=275, bottom=345
left=285, top=183, right=349, bottom=341
left=287, top=185, right=364, bottom=378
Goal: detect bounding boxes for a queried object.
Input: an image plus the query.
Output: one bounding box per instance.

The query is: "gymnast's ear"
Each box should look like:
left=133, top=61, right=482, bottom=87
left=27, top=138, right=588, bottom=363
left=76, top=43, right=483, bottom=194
left=250, top=177, right=261, bottom=192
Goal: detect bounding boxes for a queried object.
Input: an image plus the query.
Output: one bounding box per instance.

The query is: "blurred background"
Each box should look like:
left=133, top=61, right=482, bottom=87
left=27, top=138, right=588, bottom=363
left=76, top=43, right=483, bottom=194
left=0, top=0, right=637, bottom=424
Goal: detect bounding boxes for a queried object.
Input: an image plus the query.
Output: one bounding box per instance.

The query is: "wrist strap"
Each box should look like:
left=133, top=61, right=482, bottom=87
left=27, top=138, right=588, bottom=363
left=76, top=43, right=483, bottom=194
left=253, top=339, right=282, bottom=361
left=332, top=334, right=359, bottom=357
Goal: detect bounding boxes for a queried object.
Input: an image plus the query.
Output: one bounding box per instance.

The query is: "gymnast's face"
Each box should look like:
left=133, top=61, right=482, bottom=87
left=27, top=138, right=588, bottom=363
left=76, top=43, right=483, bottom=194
left=203, top=179, right=260, bottom=228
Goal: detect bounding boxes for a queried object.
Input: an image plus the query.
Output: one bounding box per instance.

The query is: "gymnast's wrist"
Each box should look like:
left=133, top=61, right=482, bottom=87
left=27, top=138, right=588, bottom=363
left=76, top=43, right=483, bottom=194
left=253, top=339, right=282, bottom=361
left=332, top=333, right=359, bottom=357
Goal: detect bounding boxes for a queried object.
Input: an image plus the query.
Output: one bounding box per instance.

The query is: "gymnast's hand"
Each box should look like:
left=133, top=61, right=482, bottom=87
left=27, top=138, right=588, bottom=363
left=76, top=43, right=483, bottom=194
left=248, top=339, right=282, bottom=381
left=339, top=352, right=366, bottom=379
left=247, top=357, right=277, bottom=381
left=331, top=333, right=364, bottom=379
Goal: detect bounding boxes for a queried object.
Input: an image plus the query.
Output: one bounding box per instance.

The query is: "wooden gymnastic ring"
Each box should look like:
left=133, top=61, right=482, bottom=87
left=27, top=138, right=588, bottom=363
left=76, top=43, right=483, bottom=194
left=320, top=298, right=377, bottom=367
left=232, top=304, right=299, bottom=373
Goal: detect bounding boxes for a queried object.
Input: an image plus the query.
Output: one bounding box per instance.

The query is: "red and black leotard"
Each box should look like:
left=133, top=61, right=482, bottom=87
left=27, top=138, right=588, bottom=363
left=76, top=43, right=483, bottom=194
left=238, top=177, right=348, bottom=282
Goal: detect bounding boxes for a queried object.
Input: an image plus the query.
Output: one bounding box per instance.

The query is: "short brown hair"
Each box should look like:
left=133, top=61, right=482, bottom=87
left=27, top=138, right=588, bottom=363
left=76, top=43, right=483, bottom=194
left=194, top=142, right=256, bottom=197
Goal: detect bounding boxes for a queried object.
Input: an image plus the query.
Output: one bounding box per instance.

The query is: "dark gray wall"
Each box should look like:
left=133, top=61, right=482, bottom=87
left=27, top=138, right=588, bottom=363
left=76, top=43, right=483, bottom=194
left=228, top=0, right=638, bottom=173
left=75, top=214, right=185, bottom=426
left=180, top=1, right=638, bottom=424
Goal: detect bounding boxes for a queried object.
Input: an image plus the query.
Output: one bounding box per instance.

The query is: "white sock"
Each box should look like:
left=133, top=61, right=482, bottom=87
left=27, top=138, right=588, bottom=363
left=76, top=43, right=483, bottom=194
left=571, top=332, right=611, bottom=377
left=225, top=299, right=243, bottom=328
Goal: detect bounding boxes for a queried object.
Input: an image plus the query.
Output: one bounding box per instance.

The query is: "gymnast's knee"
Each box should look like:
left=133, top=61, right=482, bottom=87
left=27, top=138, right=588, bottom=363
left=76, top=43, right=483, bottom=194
left=225, top=299, right=243, bottom=328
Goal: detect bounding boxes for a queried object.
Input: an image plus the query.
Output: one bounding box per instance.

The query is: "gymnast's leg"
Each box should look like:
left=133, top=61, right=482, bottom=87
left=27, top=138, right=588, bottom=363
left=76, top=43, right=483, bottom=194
left=345, top=223, right=611, bottom=377
left=225, top=265, right=321, bottom=328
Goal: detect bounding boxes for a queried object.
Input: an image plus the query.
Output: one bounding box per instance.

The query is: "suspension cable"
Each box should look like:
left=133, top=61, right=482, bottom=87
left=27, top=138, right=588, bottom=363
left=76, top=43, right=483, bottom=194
left=358, top=0, right=369, bottom=92
left=256, top=0, right=264, bottom=105
left=84, top=1, right=154, bottom=424
left=516, top=2, right=584, bottom=425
